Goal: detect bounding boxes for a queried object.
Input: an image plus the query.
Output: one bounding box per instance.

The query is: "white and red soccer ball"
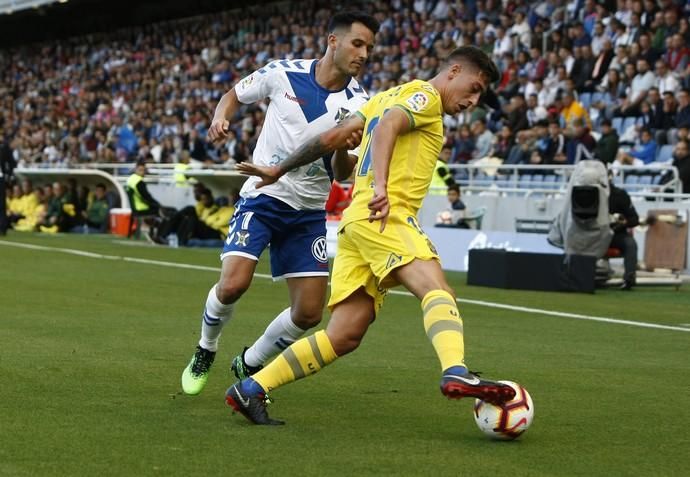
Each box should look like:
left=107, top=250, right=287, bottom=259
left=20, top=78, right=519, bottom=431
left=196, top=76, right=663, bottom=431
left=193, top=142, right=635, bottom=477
left=473, top=381, right=534, bottom=440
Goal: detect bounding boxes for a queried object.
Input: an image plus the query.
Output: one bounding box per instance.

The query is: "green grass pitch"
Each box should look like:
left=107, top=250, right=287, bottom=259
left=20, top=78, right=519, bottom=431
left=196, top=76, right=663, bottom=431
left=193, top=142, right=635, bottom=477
left=1, top=232, right=689, bottom=476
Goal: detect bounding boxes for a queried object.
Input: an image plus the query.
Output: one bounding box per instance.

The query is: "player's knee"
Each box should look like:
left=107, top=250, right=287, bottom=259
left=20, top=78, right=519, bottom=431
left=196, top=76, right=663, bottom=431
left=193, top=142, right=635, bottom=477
left=216, top=278, right=250, bottom=304
left=329, top=332, right=364, bottom=356
left=290, top=308, right=322, bottom=330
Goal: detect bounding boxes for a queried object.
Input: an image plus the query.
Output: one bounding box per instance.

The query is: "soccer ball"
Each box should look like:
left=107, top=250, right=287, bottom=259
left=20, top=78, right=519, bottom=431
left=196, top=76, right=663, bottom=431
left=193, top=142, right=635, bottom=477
left=473, top=381, right=534, bottom=440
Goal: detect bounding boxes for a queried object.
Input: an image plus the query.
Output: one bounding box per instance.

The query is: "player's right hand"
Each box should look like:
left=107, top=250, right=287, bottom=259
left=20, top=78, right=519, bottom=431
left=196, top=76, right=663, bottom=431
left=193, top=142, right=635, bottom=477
left=235, top=162, right=282, bottom=188
left=207, top=119, right=230, bottom=144
left=368, top=184, right=389, bottom=233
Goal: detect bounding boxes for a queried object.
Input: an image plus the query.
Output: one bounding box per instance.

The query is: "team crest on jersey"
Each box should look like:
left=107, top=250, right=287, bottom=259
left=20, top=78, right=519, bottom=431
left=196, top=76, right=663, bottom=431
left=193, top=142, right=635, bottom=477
left=311, top=236, right=328, bottom=263
left=235, top=231, right=250, bottom=247
left=405, top=92, right=429, bottom=112
left=239, top=74, right=254, bottom=91
left=385, top=253, right=403, bottom=269
left=334, top=107, right=350, bottom=123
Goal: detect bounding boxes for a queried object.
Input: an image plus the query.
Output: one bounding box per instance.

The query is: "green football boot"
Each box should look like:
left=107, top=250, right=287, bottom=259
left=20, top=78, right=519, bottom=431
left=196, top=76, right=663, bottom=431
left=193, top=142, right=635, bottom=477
left=181, top=345, right=216, bottom=395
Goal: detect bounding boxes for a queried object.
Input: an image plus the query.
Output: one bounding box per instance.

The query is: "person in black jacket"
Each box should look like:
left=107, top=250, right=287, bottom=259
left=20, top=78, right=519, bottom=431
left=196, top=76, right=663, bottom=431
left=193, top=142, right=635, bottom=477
left=608, top=177, right=640, bottom=290
left=0, top=132, right=16, bottom=235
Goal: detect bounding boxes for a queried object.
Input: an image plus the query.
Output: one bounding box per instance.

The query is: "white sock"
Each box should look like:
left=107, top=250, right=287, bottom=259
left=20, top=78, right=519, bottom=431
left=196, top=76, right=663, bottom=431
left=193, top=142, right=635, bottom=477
left=244, top=307, right=306, bottom=368
left=198, top=285, right=234, bottom=352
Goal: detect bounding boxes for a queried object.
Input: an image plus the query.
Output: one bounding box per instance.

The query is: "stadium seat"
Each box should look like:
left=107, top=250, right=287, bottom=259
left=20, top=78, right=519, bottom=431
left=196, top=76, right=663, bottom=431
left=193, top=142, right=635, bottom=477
left=638, top=175, right=652, bottom=186
left=624, top=175, right=639, bottom=185
left=656, top=145, right=674, bottom=163
left=542, top=174, right=558, bottom=190
left=579, top=93, right=592, bottom=109
left=612, top=117, right=624, bottom=136
left=622, top=117, right=638, bottom=133
left=518, top=174, right=533, bottom=188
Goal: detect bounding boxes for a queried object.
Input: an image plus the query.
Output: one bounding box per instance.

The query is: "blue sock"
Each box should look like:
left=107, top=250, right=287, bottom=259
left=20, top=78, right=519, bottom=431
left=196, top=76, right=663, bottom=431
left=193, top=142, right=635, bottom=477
left=240, top=377, right=266, bottom=396
left=444, top=365, right=469, bottom=376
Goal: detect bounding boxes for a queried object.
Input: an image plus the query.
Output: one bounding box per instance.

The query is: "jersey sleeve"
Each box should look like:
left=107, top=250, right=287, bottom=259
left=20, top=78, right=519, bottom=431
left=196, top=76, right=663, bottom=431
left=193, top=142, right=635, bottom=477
left=234, top=62, right=280, bottom=104
left=354, top=96, right=375, bottom=124
left=390, top=84, right=441, bottom=130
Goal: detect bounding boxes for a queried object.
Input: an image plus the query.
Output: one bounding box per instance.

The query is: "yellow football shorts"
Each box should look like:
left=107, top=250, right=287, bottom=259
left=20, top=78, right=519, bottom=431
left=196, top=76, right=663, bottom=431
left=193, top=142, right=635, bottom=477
left=328, top=214, right=440, bottom=316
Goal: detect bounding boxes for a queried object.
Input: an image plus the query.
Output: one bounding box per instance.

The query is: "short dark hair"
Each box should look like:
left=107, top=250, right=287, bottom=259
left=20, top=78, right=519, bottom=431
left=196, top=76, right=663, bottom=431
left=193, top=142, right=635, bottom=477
left=448, top=184, right=460, bottom=194
left=328, top=11, right=380, bottom=35
left=95, top=183, right=107, bottom=190
left=444, top=46, right=500, bottom=84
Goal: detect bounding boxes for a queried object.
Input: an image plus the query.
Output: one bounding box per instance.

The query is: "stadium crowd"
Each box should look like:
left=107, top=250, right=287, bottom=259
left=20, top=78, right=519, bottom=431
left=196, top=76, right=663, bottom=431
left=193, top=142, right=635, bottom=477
left=2, top=0, right=690, bottom=235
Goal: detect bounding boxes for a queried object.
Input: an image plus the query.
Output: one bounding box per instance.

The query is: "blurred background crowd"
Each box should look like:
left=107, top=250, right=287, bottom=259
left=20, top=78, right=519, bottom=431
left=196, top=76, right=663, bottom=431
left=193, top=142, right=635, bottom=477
left=2, top=0, right=690, bottom=237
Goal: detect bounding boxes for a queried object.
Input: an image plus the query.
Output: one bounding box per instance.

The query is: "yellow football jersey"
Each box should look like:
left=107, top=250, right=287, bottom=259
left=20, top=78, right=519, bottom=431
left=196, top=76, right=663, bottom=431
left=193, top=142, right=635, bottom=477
left=341, top=80, right=444, bottom=227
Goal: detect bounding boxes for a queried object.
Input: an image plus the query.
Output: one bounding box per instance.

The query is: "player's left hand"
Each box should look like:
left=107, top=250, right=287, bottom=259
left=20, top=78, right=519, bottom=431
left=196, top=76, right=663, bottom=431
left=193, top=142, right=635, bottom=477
left=368, top=185, right=389, bottom=233
left=344, top=128, right=363, bottom=149
left=235, top=162, right=282, bottom=188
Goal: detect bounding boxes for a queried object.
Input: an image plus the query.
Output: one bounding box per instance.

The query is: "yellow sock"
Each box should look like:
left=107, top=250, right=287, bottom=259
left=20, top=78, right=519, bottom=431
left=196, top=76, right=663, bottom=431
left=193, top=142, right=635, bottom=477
left=252, top=330, right=338, bottom=392
left=422, top=290, right=465, bottom=371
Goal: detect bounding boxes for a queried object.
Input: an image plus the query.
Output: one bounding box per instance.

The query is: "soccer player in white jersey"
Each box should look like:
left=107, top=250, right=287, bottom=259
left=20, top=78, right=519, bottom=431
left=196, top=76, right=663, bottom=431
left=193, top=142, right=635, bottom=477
left=180, top=11, right=379, bottom=395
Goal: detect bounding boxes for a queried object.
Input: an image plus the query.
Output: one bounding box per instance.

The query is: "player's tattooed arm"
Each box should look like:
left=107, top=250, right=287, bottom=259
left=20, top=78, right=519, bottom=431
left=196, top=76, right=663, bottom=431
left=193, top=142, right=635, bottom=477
left=279, top=116, right=364, bottom=174
left=236, top=114, right=364, bottom=188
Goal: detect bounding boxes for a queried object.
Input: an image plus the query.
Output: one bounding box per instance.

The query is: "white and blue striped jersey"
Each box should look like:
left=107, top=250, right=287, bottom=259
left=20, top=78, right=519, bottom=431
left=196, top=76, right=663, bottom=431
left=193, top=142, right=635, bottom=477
left=235, top=59, right=369, bottom=211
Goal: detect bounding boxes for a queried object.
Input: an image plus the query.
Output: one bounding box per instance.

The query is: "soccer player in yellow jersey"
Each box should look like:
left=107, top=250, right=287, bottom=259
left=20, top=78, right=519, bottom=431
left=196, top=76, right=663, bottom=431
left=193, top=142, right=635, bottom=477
left=231, top=46, right=515, bottom=425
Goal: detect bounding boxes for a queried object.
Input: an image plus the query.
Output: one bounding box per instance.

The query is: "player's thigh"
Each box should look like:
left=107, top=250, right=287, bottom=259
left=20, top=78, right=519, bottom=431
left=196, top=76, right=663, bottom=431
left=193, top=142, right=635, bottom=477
left=328, top=227, right=386, bottom=317
left=349, top=215, right=440, bottom=289
left=389, top=258, right=455, bottom=301
left=326, top=287, right=376, bottom=356
left=216, top=254, right=260, bottom=302
left=286, top=275, right=328, bottom=328
left=269, top=213, right=330, bottom=279
left=217, top=206, right=273, bottom=300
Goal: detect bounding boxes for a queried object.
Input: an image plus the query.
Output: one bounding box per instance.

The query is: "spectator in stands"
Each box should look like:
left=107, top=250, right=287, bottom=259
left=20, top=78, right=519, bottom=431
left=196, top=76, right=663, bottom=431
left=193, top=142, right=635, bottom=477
left=526, top=94, right=548, bottom=127
left=560, top=90, right=591, bottom=130
left=595, top=119, right=620, bottom=164
left=665, top=33, right=689, bottom=76
left=470, top=119, right=494, bottom=161
left=618, top=58, right=656, bottom=116
left=620, top=128, right=658, bottom=164
left=545, top=120, right=568, bottom=165
left=669, top=140, right=690, bottom=193
left=451, top=125, right=475, bottom=164
left=505, top=95, right=529, bottom=133
left=435, top=184, right=468, bottom=229
left=591, top=39, right=615, bottom=88
left=651, top=92, right=678, bottom=144
left=608, top=172, right=640, bottom=290
left=573, top=45, right=596, bottom=93
left=489, top=125, right=514, bottom=160
left=655, top=59, right=680, bottom=94
left=677, top=89, right=690, bottom=129
left=566, top=118, right=597, bottom=164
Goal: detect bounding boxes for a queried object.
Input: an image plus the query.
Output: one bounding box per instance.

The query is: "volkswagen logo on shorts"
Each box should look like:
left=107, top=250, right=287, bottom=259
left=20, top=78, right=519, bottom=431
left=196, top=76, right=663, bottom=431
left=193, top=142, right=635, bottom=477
left=311, top=236, right=328, bottom=263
